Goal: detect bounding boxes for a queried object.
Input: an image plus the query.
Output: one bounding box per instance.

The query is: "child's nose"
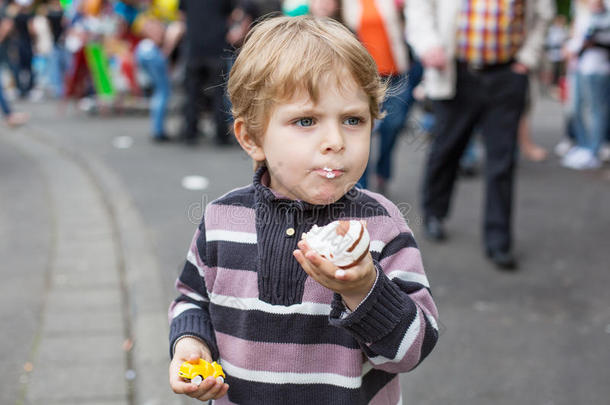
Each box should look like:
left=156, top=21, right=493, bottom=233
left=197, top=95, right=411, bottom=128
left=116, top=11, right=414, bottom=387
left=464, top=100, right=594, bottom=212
left=320, top=123, right=345, bottom=153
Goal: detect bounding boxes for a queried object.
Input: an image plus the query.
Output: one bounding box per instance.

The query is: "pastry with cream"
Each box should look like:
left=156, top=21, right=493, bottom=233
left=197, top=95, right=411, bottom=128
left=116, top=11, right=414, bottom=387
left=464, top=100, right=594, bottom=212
left=302, top=220, right=370, bottom=268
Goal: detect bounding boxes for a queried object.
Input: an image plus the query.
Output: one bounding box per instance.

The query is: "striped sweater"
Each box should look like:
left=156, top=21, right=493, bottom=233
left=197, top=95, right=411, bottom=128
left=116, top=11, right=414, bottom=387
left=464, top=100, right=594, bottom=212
left=169, top=167, right=439, bottom=405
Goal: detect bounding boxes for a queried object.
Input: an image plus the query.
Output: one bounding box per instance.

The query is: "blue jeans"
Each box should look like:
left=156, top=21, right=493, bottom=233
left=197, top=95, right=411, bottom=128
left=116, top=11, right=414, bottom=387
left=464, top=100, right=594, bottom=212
left=0, top=84, right=11, bottom=116
left=48, top=45, right=69, bottom=98
left=358, top=60, right=423, bottom=188
left=136, top=40, right=170, bottom=137
left=573, top=72, right=610, bottom=156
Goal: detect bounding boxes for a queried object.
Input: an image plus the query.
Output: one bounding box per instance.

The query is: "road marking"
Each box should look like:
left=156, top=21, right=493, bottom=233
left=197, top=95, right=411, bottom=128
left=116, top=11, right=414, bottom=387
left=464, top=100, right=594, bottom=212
left=181, top=175, right=209, bottom=191
left=112, top=136, right=133, bottom=149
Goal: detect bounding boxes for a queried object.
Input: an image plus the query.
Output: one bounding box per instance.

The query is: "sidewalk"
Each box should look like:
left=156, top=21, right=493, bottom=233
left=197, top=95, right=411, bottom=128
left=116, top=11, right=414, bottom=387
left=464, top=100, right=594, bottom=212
left=3, top=126, right=178, bottom=405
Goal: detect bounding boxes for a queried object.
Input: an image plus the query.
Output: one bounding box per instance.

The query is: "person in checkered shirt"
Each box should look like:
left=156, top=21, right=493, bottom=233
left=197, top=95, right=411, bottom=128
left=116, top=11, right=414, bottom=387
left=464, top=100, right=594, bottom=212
left=406, top=0, right=555, bottom=270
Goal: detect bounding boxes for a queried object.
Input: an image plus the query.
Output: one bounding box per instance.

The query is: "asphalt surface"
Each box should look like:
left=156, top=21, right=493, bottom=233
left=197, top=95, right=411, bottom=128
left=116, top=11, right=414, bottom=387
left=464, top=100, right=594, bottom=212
left=1, top=95, right=609, bottom=405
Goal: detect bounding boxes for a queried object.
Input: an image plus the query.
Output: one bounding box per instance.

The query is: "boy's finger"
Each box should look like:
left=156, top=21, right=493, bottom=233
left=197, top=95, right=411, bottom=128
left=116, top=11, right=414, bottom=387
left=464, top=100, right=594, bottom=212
left=297, top=239, right=311, bottom=252
left=196, top=379, right=225, bottom=401
left=215, top=383, right=230, bottom=399
left=304, top=250, right=337, bottom=276
left=170, top=379, right=198, bottom=395
left=294, top=250, right=319, bottom=278
left=188, top=377, right=216, bottom=399
left=203, top=377, right=224, bottom=398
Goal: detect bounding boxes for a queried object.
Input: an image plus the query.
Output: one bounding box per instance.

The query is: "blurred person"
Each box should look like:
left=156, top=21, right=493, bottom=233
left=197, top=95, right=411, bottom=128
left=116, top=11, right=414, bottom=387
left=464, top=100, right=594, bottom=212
left=343, top=0, right=421, bottom=193
left=546, top=14, right=569, bottom=88
left=178, top=0, right=233, bottom=146
left=518, top=79, right=549, bottom=162
left=6, top=0, right=36, bottom=99
left=0, top=82, right=28, bottom=125
left=562, top=0, right=610, bottom=170
left=31, top=2, right=54, bottom=100
left=132, top=0, right=184, bottom=142
left=309, top=0, right=339, bottom=19
left=226, top=0, right=260, bottom=49
left=168, top=16, right=438, bottom=404
left=134, top=17, right=171, bottom=142
left=282, top=0, right=308, bottom=16
left=46, top=0, right=68, bottom=98
left=224, top=0, right=260, bottom=128
left=407, top=0, right=555, bottom=269
left=0, top=0, right=19, bottom=91
left=0, top=0, right=27, bottom=126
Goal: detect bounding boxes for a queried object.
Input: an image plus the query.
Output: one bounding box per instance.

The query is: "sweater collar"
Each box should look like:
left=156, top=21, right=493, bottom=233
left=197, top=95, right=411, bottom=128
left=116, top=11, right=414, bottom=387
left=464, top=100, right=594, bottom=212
left=252, top=166, right=359, bottom=212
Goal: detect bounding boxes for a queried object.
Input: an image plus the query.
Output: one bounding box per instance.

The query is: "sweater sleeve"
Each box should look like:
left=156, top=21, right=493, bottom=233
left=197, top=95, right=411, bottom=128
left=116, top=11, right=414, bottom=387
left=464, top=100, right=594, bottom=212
left=168, top=219, right=219, bottom=360
left=329, top=205, right=439, bottom=373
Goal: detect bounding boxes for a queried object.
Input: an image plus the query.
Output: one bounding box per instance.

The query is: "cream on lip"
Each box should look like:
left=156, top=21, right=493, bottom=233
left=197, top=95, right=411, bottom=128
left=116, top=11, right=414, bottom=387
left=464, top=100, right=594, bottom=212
left=318, top=167, right=343, bottom=179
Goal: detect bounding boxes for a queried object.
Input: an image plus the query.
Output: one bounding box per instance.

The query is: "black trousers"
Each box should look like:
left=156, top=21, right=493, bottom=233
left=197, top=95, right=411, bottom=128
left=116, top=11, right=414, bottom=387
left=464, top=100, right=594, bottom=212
left=422, top=63, right=528, bottom=252
left=183, top=60, right=228, bottom=141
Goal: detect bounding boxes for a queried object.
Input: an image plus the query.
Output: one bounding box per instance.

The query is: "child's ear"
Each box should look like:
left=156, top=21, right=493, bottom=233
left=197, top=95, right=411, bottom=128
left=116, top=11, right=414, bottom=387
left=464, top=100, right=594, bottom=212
left=234, top=118, right=266, bottom=162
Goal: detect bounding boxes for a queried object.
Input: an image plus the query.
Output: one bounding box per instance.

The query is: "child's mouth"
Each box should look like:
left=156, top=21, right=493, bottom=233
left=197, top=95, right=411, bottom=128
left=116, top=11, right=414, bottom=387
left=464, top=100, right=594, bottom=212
left=315, top=167, right=344, bottom=179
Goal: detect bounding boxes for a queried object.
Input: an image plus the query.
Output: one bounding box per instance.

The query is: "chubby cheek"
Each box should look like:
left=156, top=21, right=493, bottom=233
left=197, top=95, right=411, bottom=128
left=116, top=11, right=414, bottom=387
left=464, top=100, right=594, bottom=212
left=352, top=144, right=370, bottom=176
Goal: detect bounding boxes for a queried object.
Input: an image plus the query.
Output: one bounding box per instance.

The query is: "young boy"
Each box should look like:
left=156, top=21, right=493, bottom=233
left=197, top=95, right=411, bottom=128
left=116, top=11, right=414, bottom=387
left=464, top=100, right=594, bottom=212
left=168, top=16, right=439, bottom=404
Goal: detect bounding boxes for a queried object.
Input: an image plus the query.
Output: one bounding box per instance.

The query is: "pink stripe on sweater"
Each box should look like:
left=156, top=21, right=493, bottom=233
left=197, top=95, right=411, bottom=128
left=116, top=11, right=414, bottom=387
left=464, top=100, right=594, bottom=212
left=379, top=247, right=425, bottom=276
left=411, top=288, right=439, bottom=320
left=211, top=267, right=259, bottom=298
left=211, top=269, right=336, bottom=305
left=368, top=375, right=401, bottom=405
left=301, top=276, right=334, bottom=304
left=216, top=331, right=364, bottom=377
left=205, top=204, right=256, bottom=233
left=189, top=238, right=218, bottom=289
left=360, top=189, right=412, bottom=234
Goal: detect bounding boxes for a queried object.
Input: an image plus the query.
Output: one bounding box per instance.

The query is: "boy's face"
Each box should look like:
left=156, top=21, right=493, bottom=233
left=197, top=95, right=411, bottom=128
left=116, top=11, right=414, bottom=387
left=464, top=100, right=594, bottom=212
left=250, top=76, right=371, bottom=205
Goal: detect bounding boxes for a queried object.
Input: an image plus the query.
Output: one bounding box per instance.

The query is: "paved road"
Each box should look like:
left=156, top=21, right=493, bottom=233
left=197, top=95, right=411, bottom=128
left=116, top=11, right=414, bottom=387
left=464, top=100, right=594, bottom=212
left=1, top=96, right=608, bottom=405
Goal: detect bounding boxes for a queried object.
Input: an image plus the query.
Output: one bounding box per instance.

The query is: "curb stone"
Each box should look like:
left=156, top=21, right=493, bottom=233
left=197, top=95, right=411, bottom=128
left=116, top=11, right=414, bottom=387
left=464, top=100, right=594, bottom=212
left=7, top=125, right=180, bottom=405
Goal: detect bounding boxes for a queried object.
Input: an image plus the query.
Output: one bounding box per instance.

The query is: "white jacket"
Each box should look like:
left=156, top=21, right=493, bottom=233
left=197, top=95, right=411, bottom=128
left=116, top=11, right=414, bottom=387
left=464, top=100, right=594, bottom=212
left=406, top=0, right=556, bottom=99
left=342, top=0, right=409, bottom=74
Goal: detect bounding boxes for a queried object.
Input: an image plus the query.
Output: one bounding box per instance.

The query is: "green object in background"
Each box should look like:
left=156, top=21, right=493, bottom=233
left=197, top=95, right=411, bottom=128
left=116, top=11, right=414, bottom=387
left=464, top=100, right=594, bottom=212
left=282, top=0, right=309, bottom=16
left=59, top=0, right=73, bottom=9
left=84, top=42, right=115, bottom=100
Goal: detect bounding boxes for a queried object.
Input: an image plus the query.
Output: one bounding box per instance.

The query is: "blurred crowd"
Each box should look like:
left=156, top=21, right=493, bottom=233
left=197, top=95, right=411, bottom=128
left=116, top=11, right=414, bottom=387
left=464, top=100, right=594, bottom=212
left=0, top=1, right=608, bottom=261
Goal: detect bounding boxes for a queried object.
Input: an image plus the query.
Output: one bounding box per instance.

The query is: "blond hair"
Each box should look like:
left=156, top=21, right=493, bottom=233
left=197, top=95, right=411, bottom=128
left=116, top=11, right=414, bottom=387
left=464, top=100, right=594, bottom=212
left=228, top=15, right=386, bottom=143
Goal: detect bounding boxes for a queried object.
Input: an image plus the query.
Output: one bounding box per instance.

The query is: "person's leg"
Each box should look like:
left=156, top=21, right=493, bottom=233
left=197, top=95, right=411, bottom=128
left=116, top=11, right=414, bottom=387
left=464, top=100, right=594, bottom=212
left=0, top=83, right=12, bottom=116
left=479, top=68, right=527, bottom=254
left=422, top=67, right=482, bottom=223
left=17, top=41, right=34, bottom=97
left=422, top=66, right=482, bottom=220
left=48, top=45, right=67, bottom=98
left=375, top=63, right=423, bottom=184
left=182, top=63, right=204, bottom=140
left=376, top=75, right=409, bottom=181
left=585, top=73, right=610, bottom=157
left=136, top=41, right=170, bottom=139
left=206, top=61, right=230, bottom=144
left=571, top=72, right=589, bottom=148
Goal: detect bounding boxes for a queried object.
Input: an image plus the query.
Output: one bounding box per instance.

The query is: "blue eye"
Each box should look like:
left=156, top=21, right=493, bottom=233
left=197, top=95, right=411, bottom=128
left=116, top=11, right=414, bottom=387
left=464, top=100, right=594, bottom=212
left=295, top=118, right=314, bottom=127
left=344, top=117, right=362, bottom=126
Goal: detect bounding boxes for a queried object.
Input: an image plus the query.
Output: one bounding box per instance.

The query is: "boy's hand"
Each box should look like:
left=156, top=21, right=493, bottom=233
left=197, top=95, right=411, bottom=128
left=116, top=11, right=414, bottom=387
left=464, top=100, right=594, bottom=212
left=169, top=337, right=229, bottom=402
left=294, top=240, right=377, bottom=311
